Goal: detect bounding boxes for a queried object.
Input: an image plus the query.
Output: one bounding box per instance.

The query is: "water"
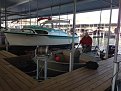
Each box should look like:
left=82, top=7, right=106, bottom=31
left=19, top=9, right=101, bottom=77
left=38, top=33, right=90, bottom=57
left=92, top=37, right=121, bottom=54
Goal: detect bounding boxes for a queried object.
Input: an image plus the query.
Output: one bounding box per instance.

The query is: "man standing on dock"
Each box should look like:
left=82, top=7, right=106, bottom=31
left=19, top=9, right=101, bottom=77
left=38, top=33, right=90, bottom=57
left=80, top=32, right=92, bottom=53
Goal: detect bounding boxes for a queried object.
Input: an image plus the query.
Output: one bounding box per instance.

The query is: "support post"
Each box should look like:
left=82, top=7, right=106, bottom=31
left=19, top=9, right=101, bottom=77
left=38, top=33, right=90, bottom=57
left=5, top=38, right=8, bottom=51
left=36, top=0, right=39, bottom=25
left=35, top=46, right=39, bottom=80
left=29, top=0, right=31, bottom=25
left=70, top=0, right=76, bottom=72
left=97, top=10, right=102, bottom=47
left=112, top=0, right=121, bottom=91
left=105, top=0, right=112, bottom=59
left=44, top=56, right=47, bottom=80
left=0, top=8, right=1, bottom=29
left=36, top=58, right=39, bottom=80
left=5, top=0, right=7, bottom=30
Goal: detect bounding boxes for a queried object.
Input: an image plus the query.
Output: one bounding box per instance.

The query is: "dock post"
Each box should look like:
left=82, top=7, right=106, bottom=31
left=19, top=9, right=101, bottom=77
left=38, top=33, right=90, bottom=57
left=105, top=0, right=112, bottom=59
left=70, top=0, right=76, bottom=72
left=112, top=0, right=121, bottom=91
left=35, top=46, right=48, bottom=80
left=35, top=45, right=39, bottom=80
left=0, top=7, right=1, bottom=29
left=44, top=56, right=47, bottom=80
left=69, top=52, right=72, bottom=72
left=36, top=58, right=39, bottom=80
left=5, top=38, right=8, bottom=51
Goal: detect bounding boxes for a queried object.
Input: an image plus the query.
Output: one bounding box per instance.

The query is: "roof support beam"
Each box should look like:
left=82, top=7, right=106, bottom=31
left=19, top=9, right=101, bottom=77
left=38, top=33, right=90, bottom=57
left=0, top=0, right=1, bottom=28
left=105, top=0, right=113, bottom=58
left=9, top=0, right=31, bottom=8
left=70, top=0, right=77, bottom=72
left=4, top=0, right=8, bottom=29
left=112, top=0, right=121, bottom=90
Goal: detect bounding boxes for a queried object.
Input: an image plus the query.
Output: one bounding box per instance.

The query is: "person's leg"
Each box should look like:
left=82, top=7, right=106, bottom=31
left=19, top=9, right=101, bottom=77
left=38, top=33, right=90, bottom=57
left=83, top=45, right=91, bottom=53
left=87, top=46, right=91, bottom=52
left=82, top=45, right=85, bottom=53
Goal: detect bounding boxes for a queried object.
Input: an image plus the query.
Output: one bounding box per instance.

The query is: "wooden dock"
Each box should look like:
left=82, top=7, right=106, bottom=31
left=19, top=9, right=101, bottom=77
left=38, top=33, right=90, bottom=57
left=0, top=50, right=121, bottom=91
left=0, top=50, right=39, bottom=91
left=0, top=50, right=17, bottom=58
left=31, top=55, right=121, bottom=91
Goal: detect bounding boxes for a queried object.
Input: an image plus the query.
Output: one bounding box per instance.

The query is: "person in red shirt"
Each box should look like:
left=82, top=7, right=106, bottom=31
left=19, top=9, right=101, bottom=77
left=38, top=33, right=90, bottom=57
left=80, top=32, right=92, bottom=52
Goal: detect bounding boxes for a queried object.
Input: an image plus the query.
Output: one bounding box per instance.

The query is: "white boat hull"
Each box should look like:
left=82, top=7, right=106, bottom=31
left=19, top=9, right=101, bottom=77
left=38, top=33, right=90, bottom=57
left=5, top=33, right=79, bottom=46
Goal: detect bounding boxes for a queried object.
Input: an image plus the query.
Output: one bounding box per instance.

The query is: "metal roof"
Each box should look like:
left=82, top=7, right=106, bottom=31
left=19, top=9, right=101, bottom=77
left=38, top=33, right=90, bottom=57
left=0, top=0, right=119, bottom=20
left=0, top=0, right=30, bottom=8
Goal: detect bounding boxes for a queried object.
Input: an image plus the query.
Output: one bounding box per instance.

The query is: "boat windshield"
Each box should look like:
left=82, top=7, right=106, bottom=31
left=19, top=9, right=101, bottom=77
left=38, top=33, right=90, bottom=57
left=21, top=29, right=35, bottom=34
left=35, top=30, right=48, bottom=34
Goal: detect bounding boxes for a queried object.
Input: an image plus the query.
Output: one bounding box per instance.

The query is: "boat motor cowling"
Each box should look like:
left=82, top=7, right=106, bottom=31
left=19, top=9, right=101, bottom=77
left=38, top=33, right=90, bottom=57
left=85, top=61, right=99, bottom=70
left=108, top=45, right=115, bottom=55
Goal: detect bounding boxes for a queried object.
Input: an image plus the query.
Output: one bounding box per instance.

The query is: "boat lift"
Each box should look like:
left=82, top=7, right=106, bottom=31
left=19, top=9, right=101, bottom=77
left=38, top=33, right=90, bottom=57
left=34, top=46, right=49, bottom=80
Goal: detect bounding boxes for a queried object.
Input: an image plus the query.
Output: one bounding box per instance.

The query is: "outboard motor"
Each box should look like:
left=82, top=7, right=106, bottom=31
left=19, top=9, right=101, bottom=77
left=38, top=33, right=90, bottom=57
left=108, top=45, right=115, bottom=57
left=99, top=45, right=115, bottom=60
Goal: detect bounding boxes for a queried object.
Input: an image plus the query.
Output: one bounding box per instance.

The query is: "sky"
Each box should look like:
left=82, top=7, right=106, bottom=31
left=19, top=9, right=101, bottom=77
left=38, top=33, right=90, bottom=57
left=5, top=8, right=119, bottom=28
left=54, top=9, right=119, bottom=24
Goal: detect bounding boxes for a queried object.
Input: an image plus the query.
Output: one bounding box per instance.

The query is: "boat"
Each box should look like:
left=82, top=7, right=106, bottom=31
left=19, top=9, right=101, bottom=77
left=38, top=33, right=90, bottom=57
left=3, top=20, right=79, bottom=49
left=33, top=48, right=101, bottom=74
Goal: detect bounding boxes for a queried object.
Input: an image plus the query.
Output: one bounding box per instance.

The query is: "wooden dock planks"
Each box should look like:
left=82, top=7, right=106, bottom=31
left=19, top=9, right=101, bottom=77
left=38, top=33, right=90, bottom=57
left=31, top=55, right=121, bottom=91
left=0, top=59, right=39, bottom=91
left=0, top=50, right=17, bottom=58
left=0, top=50, right=39, bottom=91
left=0, top=50, right=121, bottom=91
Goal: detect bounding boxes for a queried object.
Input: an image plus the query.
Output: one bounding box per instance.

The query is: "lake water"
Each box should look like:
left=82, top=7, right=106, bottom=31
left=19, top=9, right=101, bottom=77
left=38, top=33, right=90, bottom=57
left=92, top=37, right=121, bottom=54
